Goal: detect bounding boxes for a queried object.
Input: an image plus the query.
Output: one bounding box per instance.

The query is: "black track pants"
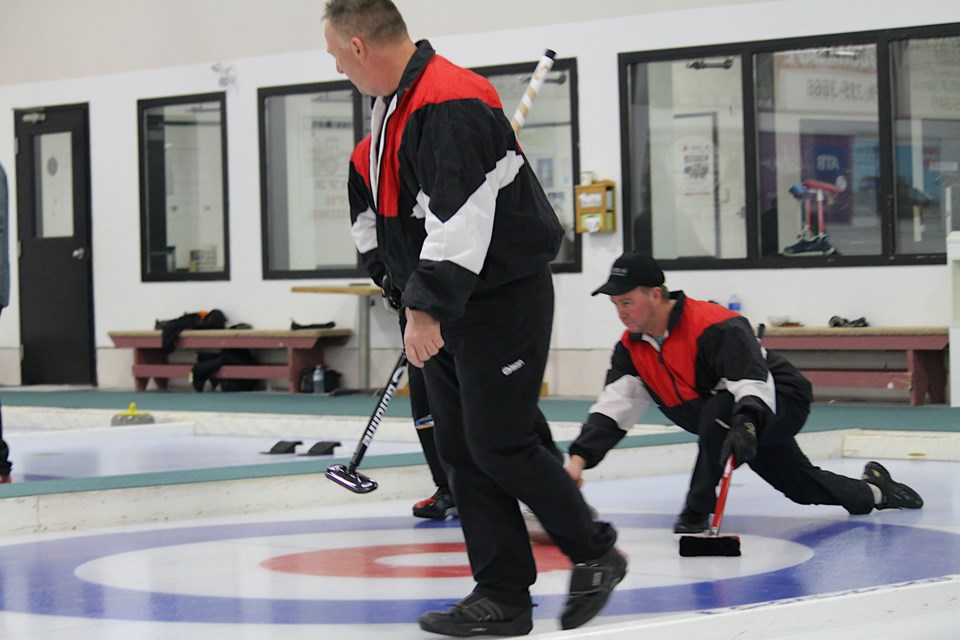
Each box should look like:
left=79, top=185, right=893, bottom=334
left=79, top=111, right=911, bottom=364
left=408, top=345, right=560, bottom=490
left=423, top=268, right=616, bottom=605
left=407, top=363, right=447, bottom=489
left=685, top=392, right=875, bottom=516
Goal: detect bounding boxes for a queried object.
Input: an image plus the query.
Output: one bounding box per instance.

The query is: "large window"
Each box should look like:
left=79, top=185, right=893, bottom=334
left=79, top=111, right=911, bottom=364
left=260, top=59, right=582, bottom=279
left=623, top=54, right=746, bottom=260
left=755, top=44, right=880, bottom=258
left=260, top=81, right=364, bottom=279
left=138, top=93, right=229, bottom=280
left=620, top=23, right=960, bottom=269
left=892, top=36, right=960, bottom=249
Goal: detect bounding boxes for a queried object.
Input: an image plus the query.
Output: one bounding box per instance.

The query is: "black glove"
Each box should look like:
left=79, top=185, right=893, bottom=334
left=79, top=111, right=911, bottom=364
left=380, top=274, right=402, bottom=312
left=719, top=415, right=757, bottom=468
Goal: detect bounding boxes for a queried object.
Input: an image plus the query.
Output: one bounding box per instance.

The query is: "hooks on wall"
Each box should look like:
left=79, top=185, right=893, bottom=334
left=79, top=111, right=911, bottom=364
left=211, top=62, right=236, bottom=88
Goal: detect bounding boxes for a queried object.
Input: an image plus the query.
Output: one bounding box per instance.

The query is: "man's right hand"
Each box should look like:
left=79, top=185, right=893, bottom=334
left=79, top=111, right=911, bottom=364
left=565, top=454, right=587, bottom=488
left=404, top=308, right=443, bottom=368
left=720, top=415, right=757, bottom=468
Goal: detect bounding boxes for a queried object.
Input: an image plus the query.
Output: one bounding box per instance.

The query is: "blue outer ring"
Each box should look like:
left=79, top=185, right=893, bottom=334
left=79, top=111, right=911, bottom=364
left=0, top=513, right=955, bottom=624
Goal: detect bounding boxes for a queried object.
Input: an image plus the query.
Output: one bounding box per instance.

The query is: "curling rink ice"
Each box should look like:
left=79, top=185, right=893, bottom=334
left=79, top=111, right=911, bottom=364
left=0, top=442, right=958, bottom=639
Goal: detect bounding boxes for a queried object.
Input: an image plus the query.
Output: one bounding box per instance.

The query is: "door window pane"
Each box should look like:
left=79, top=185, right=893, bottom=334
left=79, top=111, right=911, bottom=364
left=34, top=132, right=74, bottom=238
left=755, top=45, right=879, bottom=257
left=625, top=56, right=746, bottom=260
left=139, top=94, right=228, bottom=279
left=262, top=85, right=358, bottom=275
left=892, top=36, right=960, bottom=250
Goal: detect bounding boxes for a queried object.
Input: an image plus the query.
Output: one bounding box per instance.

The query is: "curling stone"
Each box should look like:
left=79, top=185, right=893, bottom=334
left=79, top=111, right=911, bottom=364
left=111, top=402, right=155, bottom=426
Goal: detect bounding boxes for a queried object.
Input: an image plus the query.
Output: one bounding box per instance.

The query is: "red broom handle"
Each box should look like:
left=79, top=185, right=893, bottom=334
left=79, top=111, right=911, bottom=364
left=711, top=455, right=735, bottom=535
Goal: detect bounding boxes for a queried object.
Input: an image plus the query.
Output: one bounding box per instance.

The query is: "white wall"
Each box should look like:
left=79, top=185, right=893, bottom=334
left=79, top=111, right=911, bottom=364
left=0, top=0, right=957, bottom=393
left=0, top=0, right=771, bottom=85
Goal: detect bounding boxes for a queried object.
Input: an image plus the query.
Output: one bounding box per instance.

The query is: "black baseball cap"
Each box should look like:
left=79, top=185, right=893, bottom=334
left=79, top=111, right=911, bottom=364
left=591, top=253, right=665, bottom=296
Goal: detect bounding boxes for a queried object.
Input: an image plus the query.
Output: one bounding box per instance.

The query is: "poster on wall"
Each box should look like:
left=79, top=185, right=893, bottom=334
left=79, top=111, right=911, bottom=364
left=680, top=140, right=712, bottom=196
left=672, top=113, right=719, bottom=256
left=799, top=131, right=852, bottom=225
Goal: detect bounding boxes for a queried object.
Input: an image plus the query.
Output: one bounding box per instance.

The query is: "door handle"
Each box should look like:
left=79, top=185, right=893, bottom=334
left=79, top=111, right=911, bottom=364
left=71, top=247, right=86, bottom=260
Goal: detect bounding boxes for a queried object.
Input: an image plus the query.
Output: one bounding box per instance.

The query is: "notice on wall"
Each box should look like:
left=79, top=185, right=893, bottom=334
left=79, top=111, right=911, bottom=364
left=672, top=113, right=718, bottom=256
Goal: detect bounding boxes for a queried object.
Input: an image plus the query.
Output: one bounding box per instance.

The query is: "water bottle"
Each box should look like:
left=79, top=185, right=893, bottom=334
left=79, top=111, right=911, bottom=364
left=727, top=293, right=742, bottom=314
left=312, top=365, right=325, bottom=394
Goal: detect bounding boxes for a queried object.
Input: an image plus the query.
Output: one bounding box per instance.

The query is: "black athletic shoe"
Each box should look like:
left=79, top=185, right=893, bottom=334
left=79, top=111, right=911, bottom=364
left=418, top=592, right=533, bottom=637
left=673, top=506, right=710, bottom=533
left=782, top=234, right=837, bottom=257
left=560, top=546, right=628, bottom=630
left=862, top=461, right=923, bottom=510
left=413, top=487, right=458, bottom=520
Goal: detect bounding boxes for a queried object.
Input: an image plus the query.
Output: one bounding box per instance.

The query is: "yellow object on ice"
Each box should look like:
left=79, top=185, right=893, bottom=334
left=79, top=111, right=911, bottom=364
left=111, top=402, right=155, bottom=426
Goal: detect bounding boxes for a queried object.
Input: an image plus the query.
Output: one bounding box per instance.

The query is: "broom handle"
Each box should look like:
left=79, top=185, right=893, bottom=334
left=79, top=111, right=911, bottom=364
left=711, top=455, right=735, bottom=535
left=708, top=325, right=760, bottom=536
left=511, top=49, right=556, bottom=134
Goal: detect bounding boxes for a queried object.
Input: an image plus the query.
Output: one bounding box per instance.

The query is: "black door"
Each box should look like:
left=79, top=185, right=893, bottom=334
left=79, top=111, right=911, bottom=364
left=14, top=104, right=95, bottom=385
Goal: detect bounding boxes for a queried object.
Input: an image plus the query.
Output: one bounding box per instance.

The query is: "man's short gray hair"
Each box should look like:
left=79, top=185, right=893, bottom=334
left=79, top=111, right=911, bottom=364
left=324, top=0, right=409, bottom=45
left=640, top=284, right=670, bottom=298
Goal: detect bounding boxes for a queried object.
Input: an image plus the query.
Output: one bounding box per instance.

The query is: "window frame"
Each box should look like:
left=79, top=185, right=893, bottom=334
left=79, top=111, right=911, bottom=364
left=258, top=80, right=366, bottom=280
left=137, top=91, right=230, bottom=282
left=618, top=22, right=960, bottom=271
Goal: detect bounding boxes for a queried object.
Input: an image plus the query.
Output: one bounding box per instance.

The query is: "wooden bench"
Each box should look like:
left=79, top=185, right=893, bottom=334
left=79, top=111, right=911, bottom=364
left=108, top=328, right=352, bottom=393
left=762, top=326, right=949, bottom=405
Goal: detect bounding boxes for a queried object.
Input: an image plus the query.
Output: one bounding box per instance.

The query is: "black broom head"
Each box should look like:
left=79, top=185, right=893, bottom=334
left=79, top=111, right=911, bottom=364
left=325, top=464, right=378, bottom=494
left=679, top=534, right=741, bottom=557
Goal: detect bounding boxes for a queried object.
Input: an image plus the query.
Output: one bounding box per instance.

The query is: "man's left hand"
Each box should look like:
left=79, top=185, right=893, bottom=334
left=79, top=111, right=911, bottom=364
left=720, top=415, right=757, bottom=468
left=380, top=274, right=402, bottom=313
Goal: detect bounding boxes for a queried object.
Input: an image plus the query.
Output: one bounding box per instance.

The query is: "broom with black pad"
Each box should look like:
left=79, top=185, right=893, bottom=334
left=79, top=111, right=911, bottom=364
left=679, top=450, right=741, bottom=557
left=679, top=325, right=763, bottom=557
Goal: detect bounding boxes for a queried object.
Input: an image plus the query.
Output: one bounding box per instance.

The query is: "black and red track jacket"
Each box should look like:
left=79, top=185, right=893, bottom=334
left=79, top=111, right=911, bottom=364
left=569, top=292, right=813, bottom=469
left=348, top=40, right=563, bottom=322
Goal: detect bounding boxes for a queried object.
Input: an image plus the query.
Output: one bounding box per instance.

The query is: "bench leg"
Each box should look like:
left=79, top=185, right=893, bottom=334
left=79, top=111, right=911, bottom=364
left=909, top=350, right=947, bottom=405
left=288, top=347, right=325, bottom=393
left=134, top=375, right=169, bottom=391
left=133, top=348, right=169, bottom=392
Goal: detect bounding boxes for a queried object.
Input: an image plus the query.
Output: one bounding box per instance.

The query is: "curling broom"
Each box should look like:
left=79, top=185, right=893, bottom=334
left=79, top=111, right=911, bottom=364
left=325, top=351, right=407, bottom=493
left=679, top=454, right=741, bottom=557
